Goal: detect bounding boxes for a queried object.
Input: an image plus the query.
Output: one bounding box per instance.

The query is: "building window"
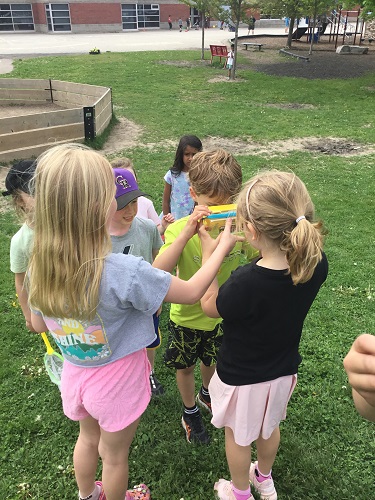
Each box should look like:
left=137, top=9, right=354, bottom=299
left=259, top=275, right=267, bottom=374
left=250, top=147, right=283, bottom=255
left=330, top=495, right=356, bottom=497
left=45, top=3, right=71, bottom=32
left=122, top=3, right=159, bottom=30
left=0, top=4, right=34, bottom=31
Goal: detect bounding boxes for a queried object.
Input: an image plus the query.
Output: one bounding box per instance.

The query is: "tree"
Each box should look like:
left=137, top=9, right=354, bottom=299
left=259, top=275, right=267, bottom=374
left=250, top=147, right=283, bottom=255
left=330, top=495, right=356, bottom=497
left=181, top=0, right=221, bottom=59
left=216, top=0, right=253, bottom=79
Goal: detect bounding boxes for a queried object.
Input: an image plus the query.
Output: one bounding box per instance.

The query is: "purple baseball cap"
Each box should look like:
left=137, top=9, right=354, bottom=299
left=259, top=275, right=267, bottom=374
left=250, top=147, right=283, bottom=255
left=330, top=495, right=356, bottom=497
left=113, top=168, right=147, bottom=210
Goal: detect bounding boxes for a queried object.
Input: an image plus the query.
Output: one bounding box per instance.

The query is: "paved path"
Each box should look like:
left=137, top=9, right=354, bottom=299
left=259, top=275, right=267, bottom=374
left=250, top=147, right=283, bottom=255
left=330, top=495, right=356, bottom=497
left=0, top=27, right=286, bottom=74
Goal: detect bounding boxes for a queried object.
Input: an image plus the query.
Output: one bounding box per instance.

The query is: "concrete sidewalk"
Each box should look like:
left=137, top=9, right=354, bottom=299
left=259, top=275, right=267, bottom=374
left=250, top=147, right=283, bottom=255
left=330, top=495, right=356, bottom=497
left=0, top=27, right=286, bottom=57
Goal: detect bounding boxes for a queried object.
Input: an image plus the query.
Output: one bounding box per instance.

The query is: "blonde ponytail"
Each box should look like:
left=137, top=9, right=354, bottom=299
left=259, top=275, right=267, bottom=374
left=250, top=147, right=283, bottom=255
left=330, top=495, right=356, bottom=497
left=237, top=170, right=325, bottom=285
left=282, top=218, right=324, bottom=284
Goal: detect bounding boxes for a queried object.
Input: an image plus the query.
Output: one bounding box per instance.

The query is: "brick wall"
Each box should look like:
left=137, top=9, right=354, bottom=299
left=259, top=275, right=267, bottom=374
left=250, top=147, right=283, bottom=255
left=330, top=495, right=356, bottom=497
left=160, top=4, right=189, bottom=24
left=70, top=3, right=121, bottom=25
left=32, top=3, right=46, bottom=24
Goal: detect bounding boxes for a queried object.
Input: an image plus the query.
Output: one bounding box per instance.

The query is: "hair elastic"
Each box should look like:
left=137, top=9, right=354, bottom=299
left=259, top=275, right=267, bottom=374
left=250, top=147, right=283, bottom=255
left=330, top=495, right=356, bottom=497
left=296, top=215, right=306, bottom=224
left=245, top=179, right=258, bottom=219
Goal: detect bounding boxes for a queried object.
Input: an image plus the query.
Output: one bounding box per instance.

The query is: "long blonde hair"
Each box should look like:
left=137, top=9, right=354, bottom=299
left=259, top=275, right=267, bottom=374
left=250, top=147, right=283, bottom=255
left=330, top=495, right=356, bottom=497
left=28, top=144, right=115, bottom=321
left=237, top=170, right=324, bottom=284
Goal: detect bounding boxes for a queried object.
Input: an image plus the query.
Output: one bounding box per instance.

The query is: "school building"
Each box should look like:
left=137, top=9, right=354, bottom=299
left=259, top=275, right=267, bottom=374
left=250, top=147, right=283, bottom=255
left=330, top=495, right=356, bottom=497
left=0, top=0, right=199, bottom=33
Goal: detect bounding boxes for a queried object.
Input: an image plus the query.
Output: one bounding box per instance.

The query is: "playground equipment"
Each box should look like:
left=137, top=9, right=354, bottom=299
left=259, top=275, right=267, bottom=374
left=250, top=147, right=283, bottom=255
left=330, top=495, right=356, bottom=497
left=291, top=9, right=365, bottom=48
left=0, top=79, right=112, bottom=162
left=328, top=9, right=365, bottom=48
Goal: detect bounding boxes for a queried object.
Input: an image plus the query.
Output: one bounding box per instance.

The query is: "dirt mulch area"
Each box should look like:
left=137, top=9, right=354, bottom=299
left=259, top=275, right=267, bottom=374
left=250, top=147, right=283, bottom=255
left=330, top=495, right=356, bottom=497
left=238, top=35, right=375, bottom=80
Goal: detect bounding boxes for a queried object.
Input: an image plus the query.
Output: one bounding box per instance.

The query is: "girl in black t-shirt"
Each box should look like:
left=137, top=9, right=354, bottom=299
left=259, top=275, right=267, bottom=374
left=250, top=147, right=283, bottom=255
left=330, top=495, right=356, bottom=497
left=201, top=170, right=328, bottom=500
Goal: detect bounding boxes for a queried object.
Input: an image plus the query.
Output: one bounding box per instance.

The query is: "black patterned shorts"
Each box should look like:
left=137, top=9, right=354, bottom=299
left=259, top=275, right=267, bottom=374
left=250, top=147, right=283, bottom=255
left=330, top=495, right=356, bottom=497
left=164, top=320, right=223, bottom=369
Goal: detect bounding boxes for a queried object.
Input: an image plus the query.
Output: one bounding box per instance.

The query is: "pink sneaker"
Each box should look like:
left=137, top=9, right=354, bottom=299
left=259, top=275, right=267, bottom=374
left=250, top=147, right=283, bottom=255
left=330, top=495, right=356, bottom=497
left=79, top=481, right=106, bottom=500
left=96, top=481, right=106, bottom=500
left=249, top=462, right=277, bottom=500
left=125, top=483, right=151, bottom=499
left=214, top=478, right=254, bottom=500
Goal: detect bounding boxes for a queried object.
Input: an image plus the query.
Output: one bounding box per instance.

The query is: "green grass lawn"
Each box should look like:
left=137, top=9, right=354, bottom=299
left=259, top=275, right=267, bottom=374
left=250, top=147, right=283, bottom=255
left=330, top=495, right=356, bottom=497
left=1, top=50, right=375, bottom=500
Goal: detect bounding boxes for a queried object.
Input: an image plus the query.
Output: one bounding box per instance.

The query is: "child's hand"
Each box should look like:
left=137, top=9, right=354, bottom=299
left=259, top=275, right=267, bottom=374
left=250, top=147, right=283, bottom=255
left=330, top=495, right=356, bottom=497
left=199, top=217, right=245, bottom=262
left=198, top=224, right=220, bottom=262
left=217, top=217, right=245, bottom=255
left=181, top=205, right=211, bottom=240
left=344, top=334, right=375, bottom=407
left=161, top=213, right=175, bottom=229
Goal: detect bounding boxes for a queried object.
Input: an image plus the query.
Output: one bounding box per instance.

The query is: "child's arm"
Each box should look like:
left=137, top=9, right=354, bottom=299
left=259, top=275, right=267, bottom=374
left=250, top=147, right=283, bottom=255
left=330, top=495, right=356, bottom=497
left=198, top=225, right=223, bottom=318
left=30, top=311, right=48, bottom=334
left=162, top=182, right=172, bottom=216
left=153, top=205, right=211, bottom=273
left=164, top=218, right=239, bottom=305
left=344, top=334, right=375, bottom=422
left=15, top=272, right=36, bottom=332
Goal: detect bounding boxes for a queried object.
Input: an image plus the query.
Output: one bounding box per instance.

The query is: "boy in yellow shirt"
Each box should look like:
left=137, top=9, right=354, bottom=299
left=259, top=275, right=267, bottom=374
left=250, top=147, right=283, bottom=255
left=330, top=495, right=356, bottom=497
left=154, top=149, right=258, bottom=444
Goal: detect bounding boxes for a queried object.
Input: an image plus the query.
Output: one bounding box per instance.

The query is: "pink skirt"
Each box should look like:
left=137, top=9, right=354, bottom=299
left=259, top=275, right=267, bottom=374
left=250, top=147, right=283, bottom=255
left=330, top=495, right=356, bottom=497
left=209, top=370, right=297, bottom=446
left=61, top=349, right=151, bottom=432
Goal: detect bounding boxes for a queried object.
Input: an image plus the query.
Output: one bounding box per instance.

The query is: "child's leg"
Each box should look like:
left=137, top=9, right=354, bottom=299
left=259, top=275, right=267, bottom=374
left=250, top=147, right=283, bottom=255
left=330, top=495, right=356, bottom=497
left=225, top=426, right=252, bottom=491
left=200, top=361, right=215, bottom=389
left=74, top=415, right=100, bottom=498
left=99, top=417, right=141, bottom=500
left=147, top=349, right=155, bottom=371
left=255, top=426, right=280, bottom=475
left=176, top=365, right=196, bottom=407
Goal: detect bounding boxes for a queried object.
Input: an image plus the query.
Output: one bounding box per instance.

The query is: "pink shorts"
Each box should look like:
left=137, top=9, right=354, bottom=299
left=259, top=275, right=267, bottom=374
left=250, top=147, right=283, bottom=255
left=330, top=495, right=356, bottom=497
left=209, top=370, right=297, bottom=446
left=61, top=349, right=151, bottom=432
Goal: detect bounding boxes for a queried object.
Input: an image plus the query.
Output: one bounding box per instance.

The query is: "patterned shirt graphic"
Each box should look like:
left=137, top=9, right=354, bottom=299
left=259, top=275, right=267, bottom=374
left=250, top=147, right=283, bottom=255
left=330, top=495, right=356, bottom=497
left=44, top=315, right=111, bottom=363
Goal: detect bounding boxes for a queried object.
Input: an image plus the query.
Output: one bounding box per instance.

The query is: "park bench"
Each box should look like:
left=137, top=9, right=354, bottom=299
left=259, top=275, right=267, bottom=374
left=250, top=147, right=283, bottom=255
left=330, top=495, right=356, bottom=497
left=210, top=44, right=228, bottom=64
left=242, top=42, right=265, bottom=51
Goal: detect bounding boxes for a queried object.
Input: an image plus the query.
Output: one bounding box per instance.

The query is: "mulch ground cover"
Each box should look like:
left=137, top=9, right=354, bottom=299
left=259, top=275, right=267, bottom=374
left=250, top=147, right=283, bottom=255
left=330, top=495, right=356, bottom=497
left=238, top=35, right=375, bottom=80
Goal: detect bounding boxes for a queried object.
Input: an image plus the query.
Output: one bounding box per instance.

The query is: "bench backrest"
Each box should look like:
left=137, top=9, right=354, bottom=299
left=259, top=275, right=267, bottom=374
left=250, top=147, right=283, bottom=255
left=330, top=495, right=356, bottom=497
left=210, top=45, right=228, bottom=57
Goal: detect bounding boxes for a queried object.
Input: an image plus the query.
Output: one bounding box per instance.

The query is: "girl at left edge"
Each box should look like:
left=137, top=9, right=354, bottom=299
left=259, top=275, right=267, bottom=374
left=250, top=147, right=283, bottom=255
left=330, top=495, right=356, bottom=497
left=2, top=159, right=36, bottom=331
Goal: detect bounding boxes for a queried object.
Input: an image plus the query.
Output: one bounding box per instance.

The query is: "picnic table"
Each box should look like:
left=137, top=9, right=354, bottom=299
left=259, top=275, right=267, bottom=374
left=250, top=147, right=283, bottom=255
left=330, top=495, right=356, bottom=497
left=242, top=42, right=265, bottom=51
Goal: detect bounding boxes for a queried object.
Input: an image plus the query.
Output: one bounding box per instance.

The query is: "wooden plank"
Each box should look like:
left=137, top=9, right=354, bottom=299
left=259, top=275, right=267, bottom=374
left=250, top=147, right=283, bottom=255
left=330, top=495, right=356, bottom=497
left=52, top=90, right=96, bottom=107
left=0, top=79, right=50, bottom=90
left=0, top=89, right=51, bottom=101
left=93, top=89, right=112, bottom=116
left=0, top=100, right=55, bottom=107
left=0, top=108, right=83, bottom=134
left=95, top=106, right=112, bottom=135
left=96, top=113, right=111, bottom=136
left=0, top=138, right=85, bottom=163
left=51, top=80, right=108, bottom=98
left=0, top=122, right=85, bottom=151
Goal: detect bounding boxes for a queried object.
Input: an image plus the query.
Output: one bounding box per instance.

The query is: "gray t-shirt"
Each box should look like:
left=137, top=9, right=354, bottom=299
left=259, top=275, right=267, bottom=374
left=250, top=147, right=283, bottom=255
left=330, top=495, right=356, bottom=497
left=40, top=253, right=172, bottom=367
left=111, top=216, right=163, bottom=264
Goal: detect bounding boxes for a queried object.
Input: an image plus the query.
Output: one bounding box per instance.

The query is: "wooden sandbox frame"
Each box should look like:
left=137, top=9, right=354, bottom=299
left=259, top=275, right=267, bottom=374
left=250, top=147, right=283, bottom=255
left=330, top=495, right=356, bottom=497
left=0, top=79, right=112, bottom=162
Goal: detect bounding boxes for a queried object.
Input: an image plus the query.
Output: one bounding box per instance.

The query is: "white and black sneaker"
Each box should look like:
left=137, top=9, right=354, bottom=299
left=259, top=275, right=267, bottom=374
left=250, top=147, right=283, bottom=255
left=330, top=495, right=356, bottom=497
left=149, top=371, right=165, bottom=396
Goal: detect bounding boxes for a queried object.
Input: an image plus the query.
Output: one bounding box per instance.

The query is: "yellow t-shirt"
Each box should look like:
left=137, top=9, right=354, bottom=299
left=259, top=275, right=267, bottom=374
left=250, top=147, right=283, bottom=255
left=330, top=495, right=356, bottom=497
left=158, top=216, right=258, bottom=330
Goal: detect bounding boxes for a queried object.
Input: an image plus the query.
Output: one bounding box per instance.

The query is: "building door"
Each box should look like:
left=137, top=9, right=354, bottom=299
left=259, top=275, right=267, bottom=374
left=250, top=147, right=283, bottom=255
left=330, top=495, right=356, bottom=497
left=122, top=3, right=159, bottom=30
left=122, top=4, right=137, bottom=30
left=45, top=3, right=71, bottom=32
left=137, top=4, right=159, bottom=28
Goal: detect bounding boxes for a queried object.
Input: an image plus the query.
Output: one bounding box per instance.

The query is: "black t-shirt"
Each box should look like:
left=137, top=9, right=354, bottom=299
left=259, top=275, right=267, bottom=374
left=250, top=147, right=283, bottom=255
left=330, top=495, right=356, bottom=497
left=216, top=253, right=328, bottom=386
